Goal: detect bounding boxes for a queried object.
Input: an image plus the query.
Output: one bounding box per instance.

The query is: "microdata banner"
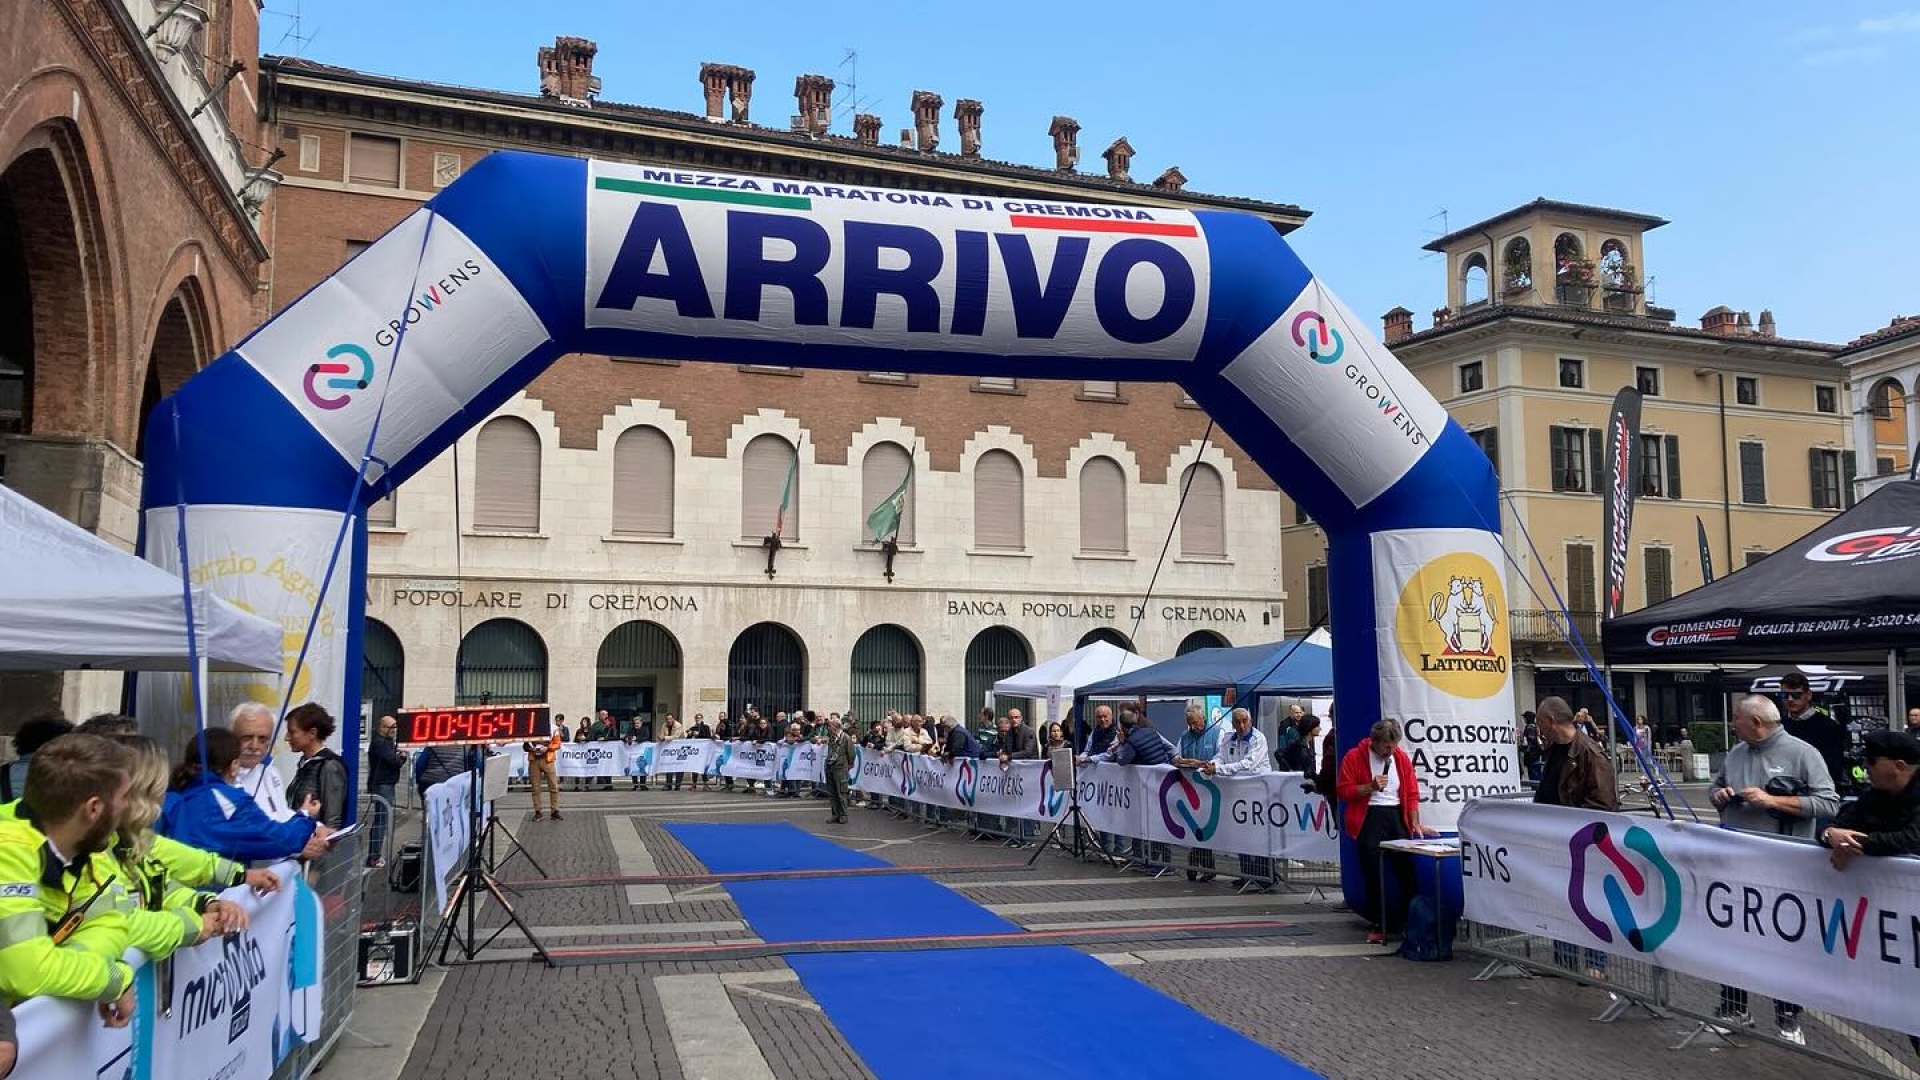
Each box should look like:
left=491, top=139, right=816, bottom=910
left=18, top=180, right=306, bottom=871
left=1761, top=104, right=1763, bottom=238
left=775, top=741, right=827, bottom=783
left=719, top=740, right=779, bottom=781
left=651, top=738, right=718, bottom=777
left=10, top=858, right=322, bottom=1080
left=1372, top=528, right=1523, bottom=830
left=1460, top=800, right=1920, bottom=1037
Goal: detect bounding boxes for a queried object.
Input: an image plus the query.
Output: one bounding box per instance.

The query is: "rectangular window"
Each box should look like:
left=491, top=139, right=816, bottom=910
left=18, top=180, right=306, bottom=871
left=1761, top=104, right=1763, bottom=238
left=1816, top=385, right=1838, bottom=414
left=366, top=490, right=397, bottom=528
left=1549, top=426, right=1601, bottom=492
left=1635, top=366, right=1661, bottom=396
left=1644, top=547, right=1673, bottom=605
left=1468, top=427, right=1499, bottom=480
left=346, top=133, right=401, bottom=188
left=1745, top=550, right=1768, bottom=568
left=1808, top=448, right=1855, bottom=510
left=1638, top=434, right=1664, bottom=497
left=1565, top=544, right=1597, bottom=613
left=1081, top=379, right=1121, bottom=399
left=1735, top=376, right=1759, bottom=406
left=1459, top=361, right=1484, bottom=393
left=974, top=376, right=1019, bottom=392
left=1739, top=441, right=1767, bottom=504
left=1874, top=383, right=1896, bottom=419
left=1559, top=357, right=1585, bottom=389
left=1879, top=456, right=1897, bottom=476
left=1306, top=564, right=1330, bottom=629
left=345, top=240, right=371, bottom=261
left=297, top=134, right=320, bottom=173
left=864, top=372, right=911, bottom=383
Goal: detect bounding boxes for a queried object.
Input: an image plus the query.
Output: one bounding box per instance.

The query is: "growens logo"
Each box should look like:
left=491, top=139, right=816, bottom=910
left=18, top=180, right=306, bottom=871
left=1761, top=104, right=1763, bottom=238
left=302, top=342, right=374, bottom=410
left=1567, top=821, right=1680, bottom=952
left=1806, top=526, right=1920, bottom=566
left=1290, top=310, right=1345, bottom=365
left=1396, top=553, right=1511, bottom=699
left=898, top=755, right=919, bottom=798
left=1158, top=769, right=1222, bottom=842
left=955, top=759, right=978, bottom=807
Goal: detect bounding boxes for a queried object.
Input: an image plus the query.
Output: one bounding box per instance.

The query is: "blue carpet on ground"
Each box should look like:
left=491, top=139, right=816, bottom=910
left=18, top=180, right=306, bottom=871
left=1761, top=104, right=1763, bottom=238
left=662, top=822, right=885, bottom=873
left=721, top=875, right=1018, bottom=942
left=791, top=946, right=1325, bottom=1080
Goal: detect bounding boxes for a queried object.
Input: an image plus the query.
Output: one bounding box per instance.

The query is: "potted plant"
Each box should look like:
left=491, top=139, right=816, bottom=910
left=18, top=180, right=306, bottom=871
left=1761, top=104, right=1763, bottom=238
left=1557, top=258, right=1597, bottom=286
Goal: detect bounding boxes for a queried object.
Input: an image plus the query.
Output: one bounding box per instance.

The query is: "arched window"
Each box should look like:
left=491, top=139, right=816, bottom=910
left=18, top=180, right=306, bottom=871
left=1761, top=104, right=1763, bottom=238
left=473, top=416, right=541, bottom=532
left=860, top=442, right=915, bottom=544
left=1554, top=232, right=1591, bottom=305
left=1178, top=463, right=1226, bottom=558
left=457, top=619, right=547, bottom=704
left=1078, top=456, right=1127, bottom=554
left=612, top=425, right=675, bottom=537
left=1461, top=252, right=1489, bottom=306
left=728, top=622, right=806, bottom=719
left=964, top=627, right=1032, bottom=720
left=741, top=434, right=799, bottom=540
left=597, top=621, right=683, bottom=733
left=1599, top=239, right=1630, bottom=287
left=1501, top=237, right=1532, bottom=293
left=1177, top=630, right=1229, bottom=655
left=850, top=625, right=923, bottom=720
left=973, top=449, right=1025, bottom=550
left=1077, top=627, right=1135, bottom=652
left=362, top=618, right=404, bottom=723
left=1873, top=378, right=1904, bottom=421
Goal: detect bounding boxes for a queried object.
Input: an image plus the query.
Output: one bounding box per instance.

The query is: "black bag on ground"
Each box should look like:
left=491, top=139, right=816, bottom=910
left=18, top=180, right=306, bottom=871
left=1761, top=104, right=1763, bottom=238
left=390, top=842, right=423, bottom=893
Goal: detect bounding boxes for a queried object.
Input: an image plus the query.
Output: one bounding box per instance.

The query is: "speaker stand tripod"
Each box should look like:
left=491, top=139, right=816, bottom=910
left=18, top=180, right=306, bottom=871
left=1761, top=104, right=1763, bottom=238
left=426, top=774, right=553, bottom=967
left=1029, top=799, right=1120, bottom=868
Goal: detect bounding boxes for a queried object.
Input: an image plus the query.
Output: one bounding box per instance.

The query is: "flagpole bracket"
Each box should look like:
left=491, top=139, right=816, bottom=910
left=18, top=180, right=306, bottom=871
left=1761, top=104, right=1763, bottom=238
left=879, top=536, right=899, bottom=583
left=761, top=533, right=783, bottom=579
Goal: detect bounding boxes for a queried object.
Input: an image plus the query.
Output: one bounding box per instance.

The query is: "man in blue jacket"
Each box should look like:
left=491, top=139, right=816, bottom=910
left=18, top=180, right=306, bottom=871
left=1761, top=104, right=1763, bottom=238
left=1115, top=710, right=1175, bottom=871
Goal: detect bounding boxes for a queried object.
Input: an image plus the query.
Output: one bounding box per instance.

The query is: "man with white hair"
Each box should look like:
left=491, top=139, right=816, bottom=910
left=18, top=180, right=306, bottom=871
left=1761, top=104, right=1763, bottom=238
left=230, top=702, right=294, bottom=821
left=1709, top=693, right=1840, bottom=1045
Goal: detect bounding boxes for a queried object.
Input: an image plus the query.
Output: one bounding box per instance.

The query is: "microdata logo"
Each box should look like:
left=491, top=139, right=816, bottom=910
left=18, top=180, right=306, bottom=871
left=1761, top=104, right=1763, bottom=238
left=1158, top=769, right=1221, bottom=842
left=1290, top=310, right=1345, bottom=365
left=302, top=343, right=374, bottom=410
left=1567, top=821, right=1681, bottom=952
left=955, top=759, right=978, bottom=807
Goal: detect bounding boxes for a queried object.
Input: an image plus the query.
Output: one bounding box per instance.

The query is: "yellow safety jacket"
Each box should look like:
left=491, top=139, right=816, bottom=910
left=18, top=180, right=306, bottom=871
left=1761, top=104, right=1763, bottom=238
left=0, top=802, right=213, bottom=961
left=0, top=815, right=133, bottom=1004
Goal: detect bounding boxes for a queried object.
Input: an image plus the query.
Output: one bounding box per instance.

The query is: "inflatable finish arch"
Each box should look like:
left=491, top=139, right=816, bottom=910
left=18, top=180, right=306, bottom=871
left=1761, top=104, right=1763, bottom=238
left=139, top=152, right=1519, bottom=893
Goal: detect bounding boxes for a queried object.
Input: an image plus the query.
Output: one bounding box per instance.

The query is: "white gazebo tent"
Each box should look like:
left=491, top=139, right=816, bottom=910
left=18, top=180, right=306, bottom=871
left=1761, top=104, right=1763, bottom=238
left=991, top=640, right=1155, bottom=723
left=0, top=485, right=282, bottom=675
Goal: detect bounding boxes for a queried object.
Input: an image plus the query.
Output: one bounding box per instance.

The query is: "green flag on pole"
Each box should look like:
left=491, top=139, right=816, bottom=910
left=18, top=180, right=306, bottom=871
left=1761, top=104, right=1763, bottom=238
left=773, top=455, right=798, bottom=538
left=865, top=459, right=914, bottom=542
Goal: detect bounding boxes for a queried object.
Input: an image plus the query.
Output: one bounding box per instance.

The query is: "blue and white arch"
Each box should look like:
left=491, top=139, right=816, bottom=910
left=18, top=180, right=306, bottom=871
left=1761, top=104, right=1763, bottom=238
left=139, top=152, right=1519, bottom=902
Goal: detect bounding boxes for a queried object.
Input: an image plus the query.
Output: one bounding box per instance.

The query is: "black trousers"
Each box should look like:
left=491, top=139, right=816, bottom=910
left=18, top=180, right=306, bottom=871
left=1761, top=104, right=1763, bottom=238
left=1358, top=805, right=1414, bottom=932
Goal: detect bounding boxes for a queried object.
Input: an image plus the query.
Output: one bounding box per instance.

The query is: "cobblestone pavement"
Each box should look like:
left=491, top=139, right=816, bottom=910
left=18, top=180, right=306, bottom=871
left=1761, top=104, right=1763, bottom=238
left=385, top=786, right=1874, bottom=1080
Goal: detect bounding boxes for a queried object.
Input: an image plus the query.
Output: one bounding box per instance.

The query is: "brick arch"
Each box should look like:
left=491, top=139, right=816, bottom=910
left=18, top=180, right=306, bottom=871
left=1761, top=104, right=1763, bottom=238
left=136, top=277, right=212, bottom=460
left=0, top=128, right=117, bottom=440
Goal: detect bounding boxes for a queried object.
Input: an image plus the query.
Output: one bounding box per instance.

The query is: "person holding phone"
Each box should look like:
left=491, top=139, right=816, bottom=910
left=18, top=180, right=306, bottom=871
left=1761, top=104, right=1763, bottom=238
left=1335, top=719, right=1435, bottom=945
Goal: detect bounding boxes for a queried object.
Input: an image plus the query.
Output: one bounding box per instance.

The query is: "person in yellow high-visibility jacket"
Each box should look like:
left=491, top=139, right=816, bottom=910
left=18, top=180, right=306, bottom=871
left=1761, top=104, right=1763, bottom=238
left=0, top=734, right=135, bottom=1024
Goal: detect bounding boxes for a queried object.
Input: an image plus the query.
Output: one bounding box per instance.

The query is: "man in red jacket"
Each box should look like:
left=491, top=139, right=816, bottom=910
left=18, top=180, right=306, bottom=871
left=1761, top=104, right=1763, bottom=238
left=1336, top=719, right=1436, bottom=944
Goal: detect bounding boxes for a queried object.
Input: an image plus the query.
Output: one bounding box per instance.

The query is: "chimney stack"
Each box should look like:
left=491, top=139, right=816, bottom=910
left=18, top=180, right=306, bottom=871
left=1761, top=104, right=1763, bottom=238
left=793, top=73, right=835, bottom=136
left=954, top=99, right=983, bottom=158
left=728, top=67, right=755, bottom=123
left=1758, top=309, right=1777, bottom=338
left=910, top=90, right=943, bottom=152
left=537, top=37, right=599, bottom=103
left=1383, top=306, right=1414, bottom=344
left=1699, top=305, right=1737, bottom=335
left=1735, top=310, right=1753, bottom=334
left=1432, top=307, right=1452, bottom=329
left=853, top=113, right=882, bottom=146
left=699, top=62, right=754, bottom=122
left=1102, top=137, right=1135, bottom=182
left=1048, top=116, right=1080, bottom=172
left=899, top=127, right=913, bottom=148
left=1152, top=166, right=1187, bottom=191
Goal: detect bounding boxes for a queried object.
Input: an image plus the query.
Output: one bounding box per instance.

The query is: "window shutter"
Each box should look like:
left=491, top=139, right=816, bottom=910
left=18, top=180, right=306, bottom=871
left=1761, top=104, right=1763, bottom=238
left=1082, top=380, right=1120, bottom=399
left=1664, top=435, right=1681, bottom=500
left=1179, top=463, right=1227, bottom=558
left=473, top=418, right=540, bottom=532
left=1550, top=426, right=1568, bottom=491
left=1843, top=452, right=1857, bottom=508
left=1586, top=428, right=1604, bottom=493
left=1740, top=443, right=1766, bottom=504
left=1566, top=545, right=1596, bottom=612
left=973, top=450, right=1025, bottom=550
left=366, top=489, right=397, bottom=528
left=348, top=134, right=401, bottom=187
left=1306, top=565, right=1330, bottom=628
left=740, top=435, right=797, bottom=539
left=1646, top=548, right=1672, bottom=605
left=860, top=443, right=915, bottom=544
left=1078, top=457, right=1128, bottom=553
left=1808, top=447, right=1827, bottom=509
left=1482, top=428, right=1500, bottom=480
left=612, top=426, right=674, bottom=537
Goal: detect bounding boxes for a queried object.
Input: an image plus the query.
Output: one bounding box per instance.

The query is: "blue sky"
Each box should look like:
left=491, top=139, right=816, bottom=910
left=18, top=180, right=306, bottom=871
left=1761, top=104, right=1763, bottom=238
left=269, top=1, right=1920, bottom=345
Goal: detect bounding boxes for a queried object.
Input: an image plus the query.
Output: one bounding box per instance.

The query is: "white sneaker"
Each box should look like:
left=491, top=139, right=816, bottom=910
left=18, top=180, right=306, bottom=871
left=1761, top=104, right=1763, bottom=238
left=1777, top=1024, right=1805, bottom=1046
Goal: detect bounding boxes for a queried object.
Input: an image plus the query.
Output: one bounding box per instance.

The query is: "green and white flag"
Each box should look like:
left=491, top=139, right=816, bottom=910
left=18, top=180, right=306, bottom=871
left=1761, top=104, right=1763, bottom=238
left=773, top=455, right=798, bottom=538
left=865, top=459, right=914, bottom=542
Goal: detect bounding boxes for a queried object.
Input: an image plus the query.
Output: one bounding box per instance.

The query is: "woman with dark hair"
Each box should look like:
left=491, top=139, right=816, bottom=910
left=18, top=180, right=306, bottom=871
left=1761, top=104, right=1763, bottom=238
left=285, top=703, right=349, bottom=828
left=1279, top=714, right=1320, bottom=776
left=160, top=727, right=328, bottom=862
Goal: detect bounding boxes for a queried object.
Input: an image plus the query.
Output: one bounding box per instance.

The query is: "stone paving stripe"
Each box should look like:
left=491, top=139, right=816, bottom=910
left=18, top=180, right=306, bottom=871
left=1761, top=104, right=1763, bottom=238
left=728, top=983, right=825, bottom=1014
left=657, top=973, right=780, bottom=1080
left=987, top=892, right=1318, bottom=916
left=485, top=920, right=755, bottom=941
left=1026, top=912, right=1355, bottom=932
left=603, top=815, right=676, bottom=905
left=719, top=971, right=802, bottom=987
left=502, top=860, right=1036, bottom=891
left=1095, top=942, right=1388, bottom=965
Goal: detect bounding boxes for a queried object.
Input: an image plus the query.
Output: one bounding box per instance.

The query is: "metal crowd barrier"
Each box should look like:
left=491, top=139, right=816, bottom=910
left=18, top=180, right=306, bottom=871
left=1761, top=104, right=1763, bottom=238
left=270, top=818, right=367, bottom=1080
left=1460, top=919, right=1918, bottom=1078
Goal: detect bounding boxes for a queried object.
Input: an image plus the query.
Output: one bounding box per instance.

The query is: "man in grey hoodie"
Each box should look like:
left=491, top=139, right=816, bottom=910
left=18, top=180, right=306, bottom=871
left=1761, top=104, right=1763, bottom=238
left=1708, top=693, right=1839, bottom=1045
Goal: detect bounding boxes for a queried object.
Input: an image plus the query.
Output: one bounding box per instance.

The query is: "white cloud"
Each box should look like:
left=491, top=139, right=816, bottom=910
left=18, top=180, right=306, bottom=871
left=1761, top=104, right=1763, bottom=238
left=1859, top=12, right=1920, bottom=33
left=1800, top=43, right=1889, bottom=65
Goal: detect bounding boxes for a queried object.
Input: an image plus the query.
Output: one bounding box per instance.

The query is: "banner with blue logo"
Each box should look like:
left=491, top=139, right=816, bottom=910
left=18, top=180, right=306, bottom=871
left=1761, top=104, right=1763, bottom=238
left=1461, top=800, right=1920, bottom=1037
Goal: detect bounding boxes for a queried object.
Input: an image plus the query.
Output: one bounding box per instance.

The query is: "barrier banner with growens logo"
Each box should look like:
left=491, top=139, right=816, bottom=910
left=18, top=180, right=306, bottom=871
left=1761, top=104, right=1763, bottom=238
left=1137, top=766, right=1338, bottom=861
left=1461, top=800, right=1920, bottom=1037
left=1373, top=528, right=1521, bottom=830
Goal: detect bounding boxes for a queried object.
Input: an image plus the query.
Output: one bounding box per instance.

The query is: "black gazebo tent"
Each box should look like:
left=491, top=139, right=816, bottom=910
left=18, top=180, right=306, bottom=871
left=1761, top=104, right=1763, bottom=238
left=1603, top=482, right=1920, bottom=715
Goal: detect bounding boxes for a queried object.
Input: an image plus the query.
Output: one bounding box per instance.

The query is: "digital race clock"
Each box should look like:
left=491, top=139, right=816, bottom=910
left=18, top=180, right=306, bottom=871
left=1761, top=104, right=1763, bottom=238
left=394, top=704, right=551, bottom=747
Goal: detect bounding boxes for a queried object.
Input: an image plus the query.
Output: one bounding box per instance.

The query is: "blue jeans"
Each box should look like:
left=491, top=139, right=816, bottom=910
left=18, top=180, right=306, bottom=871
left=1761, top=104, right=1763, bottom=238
left=368, top=783, right=395, bottom=864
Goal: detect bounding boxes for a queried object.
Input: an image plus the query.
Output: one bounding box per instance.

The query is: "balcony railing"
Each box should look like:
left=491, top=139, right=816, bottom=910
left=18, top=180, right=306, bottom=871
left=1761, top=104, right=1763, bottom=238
left=1509, top=609, right=1599, bottom=644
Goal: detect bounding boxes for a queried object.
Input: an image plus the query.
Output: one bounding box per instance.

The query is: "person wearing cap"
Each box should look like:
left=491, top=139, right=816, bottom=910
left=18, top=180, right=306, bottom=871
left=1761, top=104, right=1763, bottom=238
left=1821, top=729, right=1920, bottom=868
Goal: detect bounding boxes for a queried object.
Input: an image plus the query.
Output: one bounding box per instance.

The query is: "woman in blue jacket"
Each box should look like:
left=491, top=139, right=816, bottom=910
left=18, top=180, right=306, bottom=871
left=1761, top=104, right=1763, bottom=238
left=160, top=727, right=329, bottom=862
